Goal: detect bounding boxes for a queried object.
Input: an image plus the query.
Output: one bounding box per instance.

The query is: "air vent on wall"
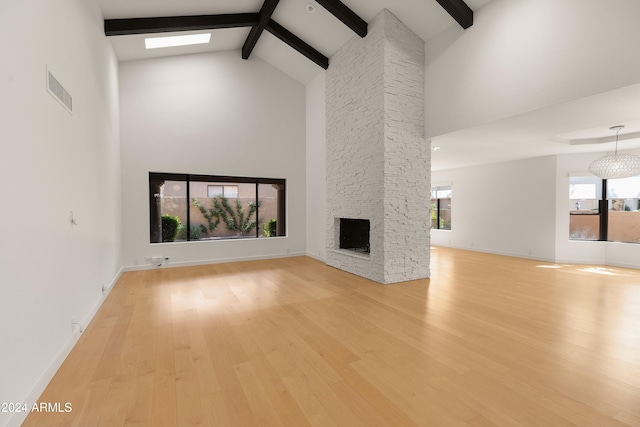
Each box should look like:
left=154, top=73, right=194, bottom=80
left=47, top=69, right=73, bottom=113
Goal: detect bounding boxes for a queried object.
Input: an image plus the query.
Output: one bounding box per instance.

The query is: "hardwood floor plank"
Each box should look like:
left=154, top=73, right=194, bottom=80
left=498, top=373, right=629, bottom=427
left=244, top=352, right=311, bottom=427
left=234, top=361, right=285, bottom=426
left=150, top=348, right=177, bottom=427
left=71, top=378, right=112, bottom=427
left=173, top=348, right=205, bottom=426
left=202, top=316, right=257, bottom=425
left=199, top=391, right=232, bottom=426
left=337, top=364, right=419, bottom=426
left=95, top=380, right=132, bottom=426
left=123, top=373, right=154, bottom=425
left=349, top=360, right=473, bottom=426
left=279, top=373, right=339, bottom=427
left=616, top=410, right=640, bottom=426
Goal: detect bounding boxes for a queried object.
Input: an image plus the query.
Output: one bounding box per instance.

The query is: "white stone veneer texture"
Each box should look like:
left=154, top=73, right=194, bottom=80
left=326, top=9, right=430, bottom=284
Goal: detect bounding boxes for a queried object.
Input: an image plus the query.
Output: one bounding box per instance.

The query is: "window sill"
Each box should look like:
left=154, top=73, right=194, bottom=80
left=152, top=235, right=287, bottom=244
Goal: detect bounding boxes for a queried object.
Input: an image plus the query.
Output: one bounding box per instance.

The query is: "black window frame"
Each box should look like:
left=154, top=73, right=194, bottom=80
left=149, top=172, right=286, bottom=243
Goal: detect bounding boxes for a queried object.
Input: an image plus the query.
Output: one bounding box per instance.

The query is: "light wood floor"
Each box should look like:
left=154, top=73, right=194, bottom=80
left=24, top=248, right=640, bottom=426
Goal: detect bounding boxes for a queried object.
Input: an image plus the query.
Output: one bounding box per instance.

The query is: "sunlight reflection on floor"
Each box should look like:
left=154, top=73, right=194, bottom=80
left=577, top=267, right=622, bottom=276
left=535, top=264, right=628, bottom=277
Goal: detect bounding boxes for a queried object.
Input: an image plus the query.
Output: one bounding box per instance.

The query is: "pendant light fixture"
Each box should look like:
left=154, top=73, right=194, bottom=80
left=588, top=125, right=640, bottom=179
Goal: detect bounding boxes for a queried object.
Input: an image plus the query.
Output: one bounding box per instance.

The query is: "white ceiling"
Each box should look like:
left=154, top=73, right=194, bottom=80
left=430, top=82, right=640, bottom=171
left=97, top=0, right=640, bottom=171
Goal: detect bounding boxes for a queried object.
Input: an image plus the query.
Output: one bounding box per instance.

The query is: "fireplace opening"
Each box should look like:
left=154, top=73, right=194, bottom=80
left=339, top=218, right=370, bottom=254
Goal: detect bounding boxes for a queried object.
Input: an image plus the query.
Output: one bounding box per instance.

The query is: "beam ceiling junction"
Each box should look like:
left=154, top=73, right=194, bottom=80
left=435, top=0, right=474, bottom=29
left=315, top=0, right=368, bottom=37
left=266, top=20, right=329, bottom=69
left=242, top=0, right=280, bottom=60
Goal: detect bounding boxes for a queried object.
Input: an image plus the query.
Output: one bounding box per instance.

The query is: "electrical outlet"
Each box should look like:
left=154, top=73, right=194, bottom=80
left=101, top=283, right=107, bottom=294
left=72, top=318, right=84, bottom=333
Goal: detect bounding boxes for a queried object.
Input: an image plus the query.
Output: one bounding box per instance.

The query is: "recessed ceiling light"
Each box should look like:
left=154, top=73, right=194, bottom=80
left=145, top=33, right=211, bottom=49
left=306, top=4, right=316, bottom=13
left=432, top=146, right=441, bottom=151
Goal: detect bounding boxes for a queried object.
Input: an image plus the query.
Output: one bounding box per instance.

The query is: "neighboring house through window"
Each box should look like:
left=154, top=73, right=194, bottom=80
left=207, top=185, right=238, bottom=198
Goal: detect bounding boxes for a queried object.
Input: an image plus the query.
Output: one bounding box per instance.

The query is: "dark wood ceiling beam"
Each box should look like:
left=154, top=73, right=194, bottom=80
left=265, top=20, right=329, bottom=69
left=315, top=0, right=367, bottom=37
left=435, top=0, right=473, bottom=29
left=105, top=13, right=259, bottom=36
left=242, top=0, right=280, bottom=60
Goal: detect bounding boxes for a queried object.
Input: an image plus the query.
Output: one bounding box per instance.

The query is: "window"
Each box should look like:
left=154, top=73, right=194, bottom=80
left=149, top=173, right=286, bottom=243
left=569, top=174, right=640, bottom=244
left=149, top=175, right=188, bottom=243
left=607, top=175, right=640, bottom=243
left=431, top=185, right=451, bottom=230
left=569, top=175, right=601, bottom=240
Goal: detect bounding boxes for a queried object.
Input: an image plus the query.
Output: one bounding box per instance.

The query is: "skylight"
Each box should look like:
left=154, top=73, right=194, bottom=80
left=145, top=33, right=211, bottom=49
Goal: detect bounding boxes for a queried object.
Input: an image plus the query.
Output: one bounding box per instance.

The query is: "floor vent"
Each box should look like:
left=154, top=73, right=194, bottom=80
left=47, top=70, right=73, bottom=113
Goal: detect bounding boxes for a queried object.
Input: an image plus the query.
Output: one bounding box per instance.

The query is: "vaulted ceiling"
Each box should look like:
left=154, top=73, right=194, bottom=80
left=97, top=0, right=640, bottom=170
left=98, top=0, right=492, bottom=84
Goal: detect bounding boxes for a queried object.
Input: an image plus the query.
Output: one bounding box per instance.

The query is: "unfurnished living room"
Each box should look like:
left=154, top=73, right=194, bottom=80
left=2, top=0, right=640, bottom=426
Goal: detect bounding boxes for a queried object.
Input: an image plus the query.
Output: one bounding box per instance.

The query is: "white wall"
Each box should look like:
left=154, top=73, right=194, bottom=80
left=306, top=72, right=327, bottom=261
left=555, top=150, right=640, bottom=269
left=426, top=0, right=640, bottom=137
left=431, top=156, right=557, bottom=261
left=119, top=51, right=306, bottom=269
left=0, top=0, right=121, bottom=425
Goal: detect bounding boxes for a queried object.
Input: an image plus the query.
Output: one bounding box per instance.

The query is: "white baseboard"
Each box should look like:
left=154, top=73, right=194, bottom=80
left=553, top=257, right=603, bottom=266
left=305, top=252, right=326, bottom=262
left=602, top=260, right=640, bottom=270
left=433, top=244, right=556, bottom=263
left=122, top=252, right=307, bottom=272
left=7, top=268, right=123, bottom=427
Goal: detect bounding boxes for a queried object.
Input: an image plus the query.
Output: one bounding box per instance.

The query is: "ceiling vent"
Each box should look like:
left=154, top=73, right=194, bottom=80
left=47, top=69, right=73, bottom=113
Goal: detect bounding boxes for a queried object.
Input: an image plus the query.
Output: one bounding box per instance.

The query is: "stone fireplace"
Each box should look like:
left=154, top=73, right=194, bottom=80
left=326, top=10, right=430, bottom=284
